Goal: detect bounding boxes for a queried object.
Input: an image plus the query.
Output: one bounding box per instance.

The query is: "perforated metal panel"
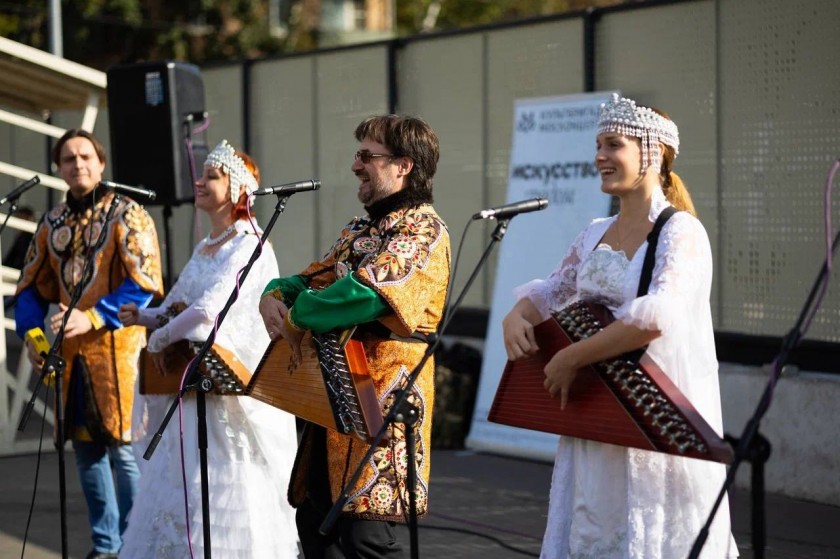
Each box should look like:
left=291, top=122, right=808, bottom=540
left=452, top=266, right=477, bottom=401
left=398, top=34, right=486, bottom=306
left=314, top=46, right=389, bottom=253
left=250, top=57, right=319, bottom=274
left=203, top=65, right=244, bottom=149
left=484, top=19, right=585, bottom=300
left=187, top=0, right=840, bottom=343
left=595, top=1, right=719, bottom=316
left=718, top=0, right=840, bottom=340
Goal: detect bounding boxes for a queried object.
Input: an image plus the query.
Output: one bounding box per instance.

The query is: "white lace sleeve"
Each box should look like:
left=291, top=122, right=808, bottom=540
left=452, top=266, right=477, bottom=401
left=146, top=305, right=205, bottom=353
left=145, top=236, right=259, bottom=353
left=513, top=226, right=589, bottom=319
left=614, top=212, right=712, bottom=334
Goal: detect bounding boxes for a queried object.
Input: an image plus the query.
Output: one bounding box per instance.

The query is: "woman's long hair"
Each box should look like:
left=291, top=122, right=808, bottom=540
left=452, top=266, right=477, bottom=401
left=231, top=150, right=260, bottom=221
left=652, top=108, right=696, bottom=217
left=659, top=143, right=696, bottom=217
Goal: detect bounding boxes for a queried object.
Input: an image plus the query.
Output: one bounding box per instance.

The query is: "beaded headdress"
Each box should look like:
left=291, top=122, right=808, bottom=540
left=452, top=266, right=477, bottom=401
left=204, top=140, right=259, bottom=203
left=597, top=93, right=680, bottom=175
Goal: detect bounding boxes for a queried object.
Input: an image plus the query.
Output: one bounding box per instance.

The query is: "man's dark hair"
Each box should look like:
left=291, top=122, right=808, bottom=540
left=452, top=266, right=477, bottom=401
left=354, top=115, right=439, bottom=199
left=52, top=128, right=107, bottom=167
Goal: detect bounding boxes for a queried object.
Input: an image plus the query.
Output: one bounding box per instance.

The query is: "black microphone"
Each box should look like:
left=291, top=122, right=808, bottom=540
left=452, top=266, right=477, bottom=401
left=99, top=180, right=157, bottom=201
left=472, top=198, right=549, bottom=220
left=0, top=175, right=40, bottom=206
left=253, top=179, right=321, bottom=197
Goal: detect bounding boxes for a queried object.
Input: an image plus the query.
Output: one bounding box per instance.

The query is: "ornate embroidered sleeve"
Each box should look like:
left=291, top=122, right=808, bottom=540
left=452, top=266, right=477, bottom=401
left=15, top=219, right=57, bottom=301
left=13, top=222, right=55, bottom=338
left=513, top=226, right=588, bottom=319
left=115, top=200, right=164, bottom=299
left=355, top=213, right=451, bottom=337
left=614, top=213, right=712, bottom=335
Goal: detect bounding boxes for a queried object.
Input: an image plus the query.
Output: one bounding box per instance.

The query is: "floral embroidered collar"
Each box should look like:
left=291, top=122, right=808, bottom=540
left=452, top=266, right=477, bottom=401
left=364, top=188, right=433, bottom=221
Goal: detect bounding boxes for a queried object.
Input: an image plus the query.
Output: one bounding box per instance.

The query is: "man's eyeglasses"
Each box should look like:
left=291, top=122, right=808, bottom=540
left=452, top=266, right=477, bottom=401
left=354, top=150, right=394, bottom=164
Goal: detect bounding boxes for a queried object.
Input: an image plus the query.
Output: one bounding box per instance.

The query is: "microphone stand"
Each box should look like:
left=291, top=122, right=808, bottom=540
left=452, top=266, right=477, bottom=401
left=689, top=227, right=840, bottom=559
left=143, top=193, right=293, bottom=559
left=0, top=198, right=19, bottom=235
left=18, top=192, right=125, bottom=559
left=320, top=218, right=512, bottom=559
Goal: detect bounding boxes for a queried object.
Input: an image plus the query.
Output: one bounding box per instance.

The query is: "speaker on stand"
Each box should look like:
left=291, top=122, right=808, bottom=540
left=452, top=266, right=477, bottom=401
left=106, top=61, right=209, bottom=289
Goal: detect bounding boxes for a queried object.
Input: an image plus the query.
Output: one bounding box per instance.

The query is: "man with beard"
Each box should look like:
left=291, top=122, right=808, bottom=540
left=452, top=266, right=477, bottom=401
left=259, top=114, right=450, bottom=558
left=14, top=129, right=163, bottom=559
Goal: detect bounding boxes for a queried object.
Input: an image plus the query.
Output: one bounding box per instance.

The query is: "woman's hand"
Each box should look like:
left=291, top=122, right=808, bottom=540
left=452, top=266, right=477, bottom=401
left=543, top=348, right=578, bottom=410
left=543, top=347, right=581, bottom=410
left=118, top=303, right=139, bottom=326
left=502, top=299, right=540, bottom=361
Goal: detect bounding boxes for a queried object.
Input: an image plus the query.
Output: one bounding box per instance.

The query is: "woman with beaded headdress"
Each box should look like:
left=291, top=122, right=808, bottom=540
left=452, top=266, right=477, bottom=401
left=117, top=140, right=299, bottom=558
left=502, top=94, right=738, bottom=558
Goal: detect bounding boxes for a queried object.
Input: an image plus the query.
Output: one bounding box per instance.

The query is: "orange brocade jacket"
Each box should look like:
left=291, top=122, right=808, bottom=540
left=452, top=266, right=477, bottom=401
left=15, top=190, right=163, bottom=444
left=283, top=201, right=451, bottom=522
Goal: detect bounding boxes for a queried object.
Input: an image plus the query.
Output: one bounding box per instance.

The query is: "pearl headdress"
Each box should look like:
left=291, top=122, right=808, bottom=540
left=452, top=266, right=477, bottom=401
left=597, top=93, right=680, bottom=174
left=204, top=140, right=259, bottom=203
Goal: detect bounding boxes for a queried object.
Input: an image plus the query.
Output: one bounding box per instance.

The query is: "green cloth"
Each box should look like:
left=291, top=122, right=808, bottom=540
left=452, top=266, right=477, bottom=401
left=282, top=273, right=390, bottom=334
left=262, top=275, right=309, bottom=304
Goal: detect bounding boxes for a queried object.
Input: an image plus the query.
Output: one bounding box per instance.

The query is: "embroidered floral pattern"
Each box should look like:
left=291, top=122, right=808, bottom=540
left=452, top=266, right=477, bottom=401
left=52, top=226, right=72, bottom=252
left=387, top=236, right=417, bottom=258
left=344, top=366, right=429, bottom=518
left=353, top=236, right=380, bottom=253
left=336, top=261, right=349, bottom=279
left=123, top=202, right=161, bottom=285
left=325, top=206, right=445, bottom=287
left=369, top=480, right=395, bottom=515
left=62, top=255, right=85, bottom=288
left=365, top=208, right=443, bottom=286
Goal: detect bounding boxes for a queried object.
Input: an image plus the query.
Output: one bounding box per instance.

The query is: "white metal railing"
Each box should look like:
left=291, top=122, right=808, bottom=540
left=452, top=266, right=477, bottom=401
left=0, top=37, right=105, bottom=455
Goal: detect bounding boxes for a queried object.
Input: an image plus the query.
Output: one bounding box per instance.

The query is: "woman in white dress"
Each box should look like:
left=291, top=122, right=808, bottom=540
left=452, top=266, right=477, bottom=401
left=502, top=94, right=738, bottom=559
left=117, top=140, right=299, bottom=558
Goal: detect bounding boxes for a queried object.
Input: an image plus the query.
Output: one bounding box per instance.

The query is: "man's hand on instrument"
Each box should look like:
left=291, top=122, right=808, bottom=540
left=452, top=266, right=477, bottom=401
left=118, top=302, right=139, bottom=326
left=50, top=303, right=93, bottom=339
left=502, top=308, right=539, bottom=360
left=259, top=295, right=289, bottom=338
left=544, top=347, right=581, bottom=410
left=276, top=317, right=304, bottom=368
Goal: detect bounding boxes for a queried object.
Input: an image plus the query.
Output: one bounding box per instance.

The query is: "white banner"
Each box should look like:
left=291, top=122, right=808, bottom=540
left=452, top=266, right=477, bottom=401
left=466, top=92, right=615, bottom=461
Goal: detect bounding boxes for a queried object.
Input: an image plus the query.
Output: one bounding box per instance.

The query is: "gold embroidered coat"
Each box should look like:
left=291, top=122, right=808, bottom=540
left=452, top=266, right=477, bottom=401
left=16, top=191, right=163, bottom=444
left=287, top=203, right=450, bottom=522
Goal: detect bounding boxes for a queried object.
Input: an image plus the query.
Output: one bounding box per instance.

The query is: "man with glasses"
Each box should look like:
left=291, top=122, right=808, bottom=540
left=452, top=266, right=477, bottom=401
left=260, top=114, right=450, bottom=558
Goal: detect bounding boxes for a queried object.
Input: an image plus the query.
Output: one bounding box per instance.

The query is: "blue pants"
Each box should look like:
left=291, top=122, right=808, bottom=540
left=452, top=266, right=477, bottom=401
left=73, top=440, right=140, bottom=554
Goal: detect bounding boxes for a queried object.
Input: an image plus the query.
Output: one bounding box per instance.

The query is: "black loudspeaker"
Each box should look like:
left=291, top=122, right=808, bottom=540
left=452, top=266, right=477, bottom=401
left=106, top=61, right=208, bottom=206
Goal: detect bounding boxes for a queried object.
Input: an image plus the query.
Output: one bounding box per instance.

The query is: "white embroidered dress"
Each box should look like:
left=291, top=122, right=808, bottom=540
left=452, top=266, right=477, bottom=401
left=517, top=191, right=738, bottom=559
left=120, top=221, right=299, bottom=558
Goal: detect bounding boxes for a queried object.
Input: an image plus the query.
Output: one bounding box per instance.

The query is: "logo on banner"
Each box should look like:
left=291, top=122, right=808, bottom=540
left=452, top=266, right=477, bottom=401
left=516, top=111, right=536, bottom=133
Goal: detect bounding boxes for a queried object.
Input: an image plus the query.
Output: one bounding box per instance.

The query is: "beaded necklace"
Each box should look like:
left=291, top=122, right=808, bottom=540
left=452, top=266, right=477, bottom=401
left=205, top=223, right=237, bottom=246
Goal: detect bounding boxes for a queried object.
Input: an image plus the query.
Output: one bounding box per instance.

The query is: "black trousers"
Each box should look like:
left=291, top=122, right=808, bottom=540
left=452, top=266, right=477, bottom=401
left=296, top=426, right=404, bottom=559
